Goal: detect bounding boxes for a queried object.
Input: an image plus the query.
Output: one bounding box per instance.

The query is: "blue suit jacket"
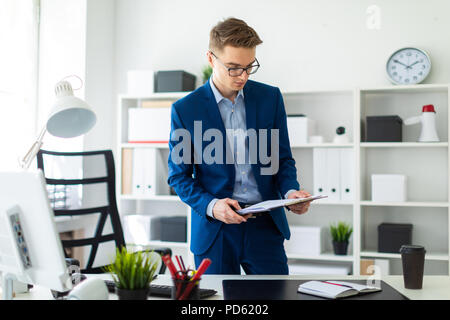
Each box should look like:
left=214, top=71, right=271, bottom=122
left=167, top=79, right=300, bottom=255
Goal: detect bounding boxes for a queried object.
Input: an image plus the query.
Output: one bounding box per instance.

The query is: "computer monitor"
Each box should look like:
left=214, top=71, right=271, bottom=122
left=0, top=170, right=72, bottom=299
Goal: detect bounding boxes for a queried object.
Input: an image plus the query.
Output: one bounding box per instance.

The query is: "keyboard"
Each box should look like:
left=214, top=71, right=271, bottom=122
left=104, top=280, right=217, bottom=299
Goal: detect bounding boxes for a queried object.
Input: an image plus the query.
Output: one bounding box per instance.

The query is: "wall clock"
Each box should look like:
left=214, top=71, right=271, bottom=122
left=386, top=47, right=431, bottom=85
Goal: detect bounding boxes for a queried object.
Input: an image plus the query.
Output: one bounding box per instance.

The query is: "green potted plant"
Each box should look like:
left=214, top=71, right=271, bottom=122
left=103, top=247, right=159, bottom=300
left=330, top=222, right=353, bottom=255
left=202, top=65, right=213, bottom=83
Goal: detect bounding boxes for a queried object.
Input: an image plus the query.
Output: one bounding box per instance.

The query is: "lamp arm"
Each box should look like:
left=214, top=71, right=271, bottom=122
left=19, top=126, right=47, bottom=170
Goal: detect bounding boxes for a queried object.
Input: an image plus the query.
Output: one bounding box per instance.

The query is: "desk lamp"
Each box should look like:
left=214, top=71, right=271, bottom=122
left=19, top=78, right=96, bottom=169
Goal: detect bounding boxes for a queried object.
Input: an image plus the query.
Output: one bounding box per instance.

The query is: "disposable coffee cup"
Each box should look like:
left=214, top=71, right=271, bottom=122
left=400, top=245, right=426, bottom=289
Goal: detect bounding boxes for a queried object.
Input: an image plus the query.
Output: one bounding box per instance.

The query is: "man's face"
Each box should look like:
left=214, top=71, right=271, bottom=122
left=208, top=45, right=256, bottom=92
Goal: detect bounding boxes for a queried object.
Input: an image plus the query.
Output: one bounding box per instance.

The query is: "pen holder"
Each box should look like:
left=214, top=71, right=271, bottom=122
left=171, top=277, right=201, bottom=300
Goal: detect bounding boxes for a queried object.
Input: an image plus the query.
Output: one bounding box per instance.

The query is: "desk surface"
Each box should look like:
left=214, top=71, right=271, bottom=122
left=7, top=274, right=450, bottom=300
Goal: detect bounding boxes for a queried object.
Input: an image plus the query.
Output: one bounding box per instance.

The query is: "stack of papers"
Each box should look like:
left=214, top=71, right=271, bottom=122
left=298, top=280, right=381, bottom=299
left=236, top=195, right=327, bottom=215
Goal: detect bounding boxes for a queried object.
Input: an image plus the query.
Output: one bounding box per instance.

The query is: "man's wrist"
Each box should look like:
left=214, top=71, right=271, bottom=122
left=284, top=189, right=297, bottom=212
left=206, top=198, right=219, bottom=219
left=284, top=189, right=297, bottom=199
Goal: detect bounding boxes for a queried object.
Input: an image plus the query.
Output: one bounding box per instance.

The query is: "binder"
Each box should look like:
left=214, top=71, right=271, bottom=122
left=339, top=148, right=354, bottom=202
left=326, top=148, right=341, bottom=202
left=314, top=148, right=355, bottom=203
left=132, top=148, right=145, bottom=195
left=121, top=148, right=133, bottom=195
left=143, top=148, right=157, bottom=196
left=141, top=100, right=173, bottom=108
left=313, top=148, right=328, bottom=198
left=141, top=148, right=170, bottom=196
left=154, top=149, right=170, bottom=195
left=360, top=259, right=390, bottom=276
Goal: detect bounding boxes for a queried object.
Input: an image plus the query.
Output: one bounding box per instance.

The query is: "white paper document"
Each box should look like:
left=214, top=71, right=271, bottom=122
left=236, top=195, right=327, bottom=215
left=298, top=280, right=381, bottom=299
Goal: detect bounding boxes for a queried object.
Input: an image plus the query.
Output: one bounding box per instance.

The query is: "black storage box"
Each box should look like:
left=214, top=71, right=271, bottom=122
left=154, top=70, right=196, bottom=92
left=160, top=216, right=187, bottom=242
left=149, top=216, right=162, bottom=240
left=378, top=223, right=412, bottom=253
left=366, top=115, right=403, bottom=142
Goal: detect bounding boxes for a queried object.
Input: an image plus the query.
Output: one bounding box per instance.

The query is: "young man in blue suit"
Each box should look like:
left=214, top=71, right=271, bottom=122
left=168, top=18, right=311, bottom=274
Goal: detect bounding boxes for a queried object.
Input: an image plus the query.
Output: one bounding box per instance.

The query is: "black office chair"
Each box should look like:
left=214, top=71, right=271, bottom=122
left=36, top=149, right=171, bottom=274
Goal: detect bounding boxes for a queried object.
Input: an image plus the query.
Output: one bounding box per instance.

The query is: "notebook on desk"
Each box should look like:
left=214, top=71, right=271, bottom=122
left=222, top=279, right=408, bottom=300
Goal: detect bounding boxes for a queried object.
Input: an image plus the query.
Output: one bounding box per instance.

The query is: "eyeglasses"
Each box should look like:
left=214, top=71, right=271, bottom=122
left=210, top=51, right=260, bottom=77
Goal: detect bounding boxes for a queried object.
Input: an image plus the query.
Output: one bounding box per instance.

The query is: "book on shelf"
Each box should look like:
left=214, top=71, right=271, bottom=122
left=297, top=280, right=381, bottom=299
left=121, top=148, right=133, bottom=195
left=130, top=148, right=170, bottom=197
left=141, top=100, right=173, bottom=108
left=360, top=258, right=390, bottom=276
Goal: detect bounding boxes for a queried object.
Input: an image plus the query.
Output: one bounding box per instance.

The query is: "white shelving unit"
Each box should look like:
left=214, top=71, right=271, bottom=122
left=117, top=92, right=194, bottom=267
left=284, top=83, right=450, bottom=276
left=117, top=83, right=450, bottom=276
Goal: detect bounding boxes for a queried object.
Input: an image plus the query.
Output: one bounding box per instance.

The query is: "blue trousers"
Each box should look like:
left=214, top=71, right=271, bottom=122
left=194, top=214, right=288, bottom=275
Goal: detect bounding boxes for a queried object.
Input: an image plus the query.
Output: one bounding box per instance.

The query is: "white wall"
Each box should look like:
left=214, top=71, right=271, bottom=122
left=38, top=0, right=86, bottom=152
left=114, top=0, right=450, bottom=96
left=81, top=0, right=450, bottom=150
left=84, top=0, right=116, bottom=152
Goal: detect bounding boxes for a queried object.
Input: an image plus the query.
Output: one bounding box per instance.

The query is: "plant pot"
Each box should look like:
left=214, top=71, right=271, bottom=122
left=116, top=287, right=149, bottom=300
left=332, top=241, right=349, bottom=255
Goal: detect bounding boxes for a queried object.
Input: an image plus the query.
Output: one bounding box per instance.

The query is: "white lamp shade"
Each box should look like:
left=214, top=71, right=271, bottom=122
left=46, top=82, right=96, bottom=138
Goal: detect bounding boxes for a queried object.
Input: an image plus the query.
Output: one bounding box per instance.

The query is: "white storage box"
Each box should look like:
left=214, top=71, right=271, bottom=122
left=128, top=108, right=171, bottom=143
left=123, top=215, right=161, bottom=244
left=371, top=174, right=407, bottom=202
left=284, top=226, right=325, bottom=256
left=286, top=115, right=316, bottom=145
left=127, top=70, right=154, bottom=96
left=288, top=262, right=351, bottom=275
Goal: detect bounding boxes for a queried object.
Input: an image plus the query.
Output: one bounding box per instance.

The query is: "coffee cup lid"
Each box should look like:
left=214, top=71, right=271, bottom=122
left=400, top=245, right=426, bottom=254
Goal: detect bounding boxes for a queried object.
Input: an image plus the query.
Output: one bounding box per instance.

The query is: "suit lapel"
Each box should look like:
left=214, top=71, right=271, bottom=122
left=201, top=80, right=235, bottom=181
left=203, top=79, right=227, bottom=136
left=243, top=81, right=265, bottom=193
left=243, top=81, right=257, bottom=132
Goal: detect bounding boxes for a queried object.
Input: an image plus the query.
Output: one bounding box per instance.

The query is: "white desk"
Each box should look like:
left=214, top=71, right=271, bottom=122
left=6, top=274, right=450, bottom=300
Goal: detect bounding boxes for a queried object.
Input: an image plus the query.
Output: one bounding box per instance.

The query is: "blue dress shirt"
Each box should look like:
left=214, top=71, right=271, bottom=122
left=206, top=78, right=264, bottom=218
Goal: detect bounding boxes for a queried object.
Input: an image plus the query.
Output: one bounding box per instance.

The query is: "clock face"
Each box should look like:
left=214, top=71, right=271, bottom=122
left=386, top=48, right=431, bottom=85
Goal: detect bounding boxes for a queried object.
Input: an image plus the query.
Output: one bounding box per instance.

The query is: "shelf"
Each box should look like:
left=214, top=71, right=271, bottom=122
left=117, top=83, right=450, bottom=276
left=128, top=240, right=189, bottom=249
left=123, top=142, right=355, bottom=149
left=121, top=142, right=169, bottom=149
left=360, top=201, right=449, bottom=208
left=360, top=142, right=448, bottom=148
left=119, top=92, right=191, bottom=100
left=291, top=143, right=354, bottom=148
left=312, top=200, right=354, bottom=206
left=120, top=194, right=182, bottom=202
left=360, top=250, right=449, bottom=261
left=359, top=83, right=449, bottom=94
left=287, top=252, right=354, bottom=262
left=282, top=89, right=353, bottom=96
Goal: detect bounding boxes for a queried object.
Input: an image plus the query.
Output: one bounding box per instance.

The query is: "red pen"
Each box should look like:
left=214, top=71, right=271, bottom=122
left=190, top=258, right=211, bottom=282
left=162, top=254, right=179, bottom=279
left=175, top=255, right=186, bottom=280
left=179, top=256, right=186, bottom=271
left=179, top=258, right=211, bottom=300
left=175, top=255, right=184, bottom=271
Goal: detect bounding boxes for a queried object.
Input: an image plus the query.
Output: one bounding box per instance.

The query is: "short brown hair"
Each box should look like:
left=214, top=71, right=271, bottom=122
left=209, top=18, right=263, bottom=52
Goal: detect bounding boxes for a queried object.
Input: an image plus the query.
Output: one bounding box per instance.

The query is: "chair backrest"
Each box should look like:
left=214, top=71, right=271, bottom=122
left=36, top=149, right=169, bottom=274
